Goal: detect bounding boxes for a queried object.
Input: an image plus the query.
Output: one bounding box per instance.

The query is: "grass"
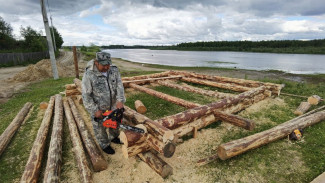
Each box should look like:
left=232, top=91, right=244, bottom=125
left=0, top=68, right=325, bottom=182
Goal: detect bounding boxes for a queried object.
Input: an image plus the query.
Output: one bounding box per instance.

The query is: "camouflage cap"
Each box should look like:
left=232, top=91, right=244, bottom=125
left=96, top=52, right=112, bottom=65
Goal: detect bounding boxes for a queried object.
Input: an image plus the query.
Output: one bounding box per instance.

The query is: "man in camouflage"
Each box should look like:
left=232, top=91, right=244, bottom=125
left=82, top=52, right=126, bottom=154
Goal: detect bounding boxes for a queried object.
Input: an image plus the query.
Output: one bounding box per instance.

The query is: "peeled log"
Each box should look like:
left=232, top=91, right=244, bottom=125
left=308, top=95, right=322, bottom=105
left=294, top=102, right=311, bottom=116
left=213, top=111, right=255, bottom=130
left=43, top=95, right=63, bottom=183
left=67, top=97, right=108, bottom=172
left=122, top=141, right=151, bottom=159
left=129, top=83, right=200, bottom=109
left=65, top=88, right=81, bottom=96
left=21, top=97, right=54, bottom=183
left=138, top=151, right=173, bottom=178
left=181, top=77, right=252, bottom=92
left=156, top=86, right=266, bottom=129
left=135, top=100, right=147, bottom=114
left=124, top=106, right=174, bottom=143
left=120, top=130, right=147, bottom=148
left=157, top=80, right=235, bottom=99
left=122, top=71, right=172, bottom=81
left=0, top=102, right=33, bottom=156
left=63, top=100, right=93, bottom=183
left=146, top=134, right=176, bottom=158
left=217, top=109, right=325, bottom=160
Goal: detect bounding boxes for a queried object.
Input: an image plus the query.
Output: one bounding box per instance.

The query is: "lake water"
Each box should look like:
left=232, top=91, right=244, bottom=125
left=104, top=49, right=325, bottom=74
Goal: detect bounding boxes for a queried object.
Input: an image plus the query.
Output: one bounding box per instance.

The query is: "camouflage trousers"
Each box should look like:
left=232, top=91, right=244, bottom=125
left=91, top=118, right=119, bottom=149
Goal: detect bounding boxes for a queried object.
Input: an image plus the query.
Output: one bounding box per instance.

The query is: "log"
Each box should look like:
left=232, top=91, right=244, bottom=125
left=65, top=84, right=76, bottom=90
left=217, top=109, right=325, bottom=160
left=181, top=77, right=252, bottom=92
left=170, top=70, right=283, bottom=95
left=157, top=80, right=235, bottom=99
left=123, top=75, right=182, bottom=87
left=122, top=141, right=151, bottom=159
left=124, top=106, right=174, bottom=143
left=156, top=86, right=266, bottom=129
left=21, top=97, right=55, bottom=183
left=213, top=111, right=255, bottom=130
left=129, top=83, right=200, bottom=109
left=122, top=71, right=172, bottom=81
left=43, top=95, right=64, bottom=183
left=74, top=78, right=82, bottom=93
left=146, top=134, right=176, bottom=158
left=63, top=100, right=92, bottom=183
left=135, top=100, right=147, bottom=114
left=120, top=129, right=175, bottom=158
left=294, top=102, right=311, bottom=116
left=67, top=97, right=108, bottom=172
left=65, top=88, right=81, bottom=96
left=40, top=102, right=49, bottom=109
left=138, top=151, right=173, bottom=178
left=120, top=130, right=147, bottom=148
left=0, top=102, right=33, bottom=156
left=308, top=95, right=322, bottom=105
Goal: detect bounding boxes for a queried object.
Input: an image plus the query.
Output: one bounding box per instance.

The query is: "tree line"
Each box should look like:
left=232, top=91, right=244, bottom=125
left=0, top=16, right=63, bottom=53
left=102, top=39, right=325, bottom=54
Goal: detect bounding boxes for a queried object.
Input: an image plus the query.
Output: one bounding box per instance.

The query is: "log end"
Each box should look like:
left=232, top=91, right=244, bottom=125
left=217, top=145, right=228, bottom=160
left=93, top=160, right=108, bottom=172
left=161, top=164, right=173, bottom=178
left=163, top=142, right=176, bottom=158
left=40, top=102, right=48, bottom=109
left=308, top=95, right=321, bottom=105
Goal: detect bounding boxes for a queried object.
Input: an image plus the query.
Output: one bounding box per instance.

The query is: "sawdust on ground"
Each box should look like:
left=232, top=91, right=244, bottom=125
left=60, top=92, right=306, bottom=183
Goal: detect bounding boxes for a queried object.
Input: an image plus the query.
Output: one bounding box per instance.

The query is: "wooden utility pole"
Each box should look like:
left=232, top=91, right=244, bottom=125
left=40, top=0, right=59, bottom=80
left=73, top=46, right=79, bottom=79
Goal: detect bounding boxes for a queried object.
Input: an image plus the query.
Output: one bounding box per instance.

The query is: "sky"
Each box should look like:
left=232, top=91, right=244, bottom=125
left=1, top=0, right=325, bottom=46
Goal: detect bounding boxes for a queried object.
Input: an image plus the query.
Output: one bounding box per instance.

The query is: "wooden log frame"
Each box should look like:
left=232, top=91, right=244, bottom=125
left=155, top=86, right=267, bottom=129
left=63, top=100, right=93, bottom=183
left=129, top=83, right=200, bottom=109
left=0, top=102, right=33, bottom=156
left=123, top=75, right=182, bottom=87
left=217, top=108, right=325, bottom=160
left=170, top=70, right=283, bottom=95
left=43, top=95, right=64, bottom=183
left=181, top=77, right=252, bottom=93
left=67, top=97, right=108, bottom=172
left=138, top=151, right=173, bottom=178
left=21, top=97, right=55, bottom=183
left=157, top=80, right=235, bottom=99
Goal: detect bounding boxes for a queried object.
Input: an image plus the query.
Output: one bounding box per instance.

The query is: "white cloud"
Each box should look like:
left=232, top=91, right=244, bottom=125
left=0, top=0, right=324, bottom=45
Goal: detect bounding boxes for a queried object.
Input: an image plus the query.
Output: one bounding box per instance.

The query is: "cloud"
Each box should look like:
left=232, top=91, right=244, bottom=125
left=0, top=0, right=324, bottom=45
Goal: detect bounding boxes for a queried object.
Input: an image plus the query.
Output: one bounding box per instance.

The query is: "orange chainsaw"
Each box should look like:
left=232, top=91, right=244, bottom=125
left=99, top=108, right=145, bottom=134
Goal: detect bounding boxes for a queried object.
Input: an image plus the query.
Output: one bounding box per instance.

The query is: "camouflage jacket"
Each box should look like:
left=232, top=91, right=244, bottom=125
left=82, top=59, right=126, bottom=116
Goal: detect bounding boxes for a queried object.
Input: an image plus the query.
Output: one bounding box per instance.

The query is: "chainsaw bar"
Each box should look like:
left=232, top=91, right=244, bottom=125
left=119, top=124, right=145, bottom=133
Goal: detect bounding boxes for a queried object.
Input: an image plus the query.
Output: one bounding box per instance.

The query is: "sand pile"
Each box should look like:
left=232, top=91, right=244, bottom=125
left=11, top=59, right=75, bottom=82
